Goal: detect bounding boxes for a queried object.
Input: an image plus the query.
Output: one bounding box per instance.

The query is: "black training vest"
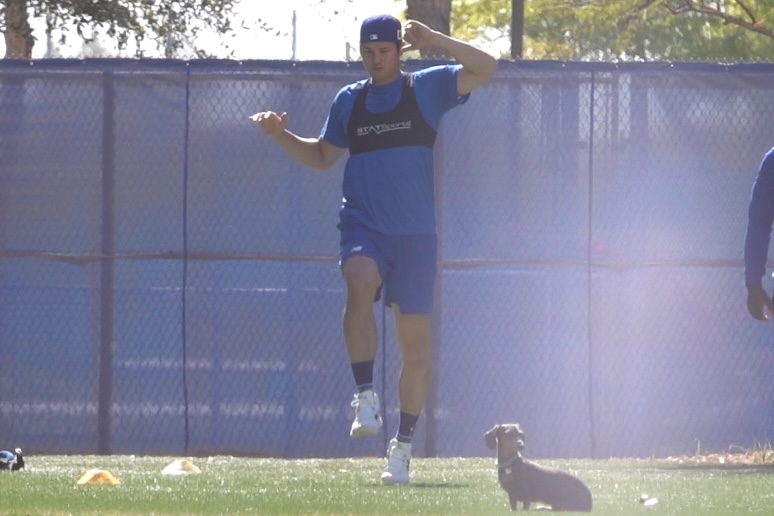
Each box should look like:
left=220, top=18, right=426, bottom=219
left=346, top=73, right=437, bottom=155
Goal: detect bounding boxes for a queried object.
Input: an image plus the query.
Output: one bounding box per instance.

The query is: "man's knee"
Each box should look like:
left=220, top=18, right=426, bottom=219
left=343, top=255, right=381, bottom=296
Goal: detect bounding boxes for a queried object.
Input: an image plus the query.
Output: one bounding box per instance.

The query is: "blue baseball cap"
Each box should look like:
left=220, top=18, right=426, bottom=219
left=360, top=14, right=402, bottom=44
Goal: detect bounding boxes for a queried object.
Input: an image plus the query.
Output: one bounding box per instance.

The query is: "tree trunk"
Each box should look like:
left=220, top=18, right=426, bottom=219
left=405, top=0, right=451, bottom=59
left=511, top=0, right=524, bottom=59
left=4, top=0, right=35, bottom=59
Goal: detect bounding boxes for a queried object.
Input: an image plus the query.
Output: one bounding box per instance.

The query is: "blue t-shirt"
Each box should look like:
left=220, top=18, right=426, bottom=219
left=321, top=65, right=468, bottom=235
left=744, top=147, right=774, bottom=286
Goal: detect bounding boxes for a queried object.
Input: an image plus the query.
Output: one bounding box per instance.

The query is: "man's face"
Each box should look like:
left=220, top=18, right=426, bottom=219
left=360, top=42, right=402, bottom=85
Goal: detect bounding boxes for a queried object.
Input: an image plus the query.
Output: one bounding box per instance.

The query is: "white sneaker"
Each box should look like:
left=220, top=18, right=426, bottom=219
left=349, top=390, right=382, bottom=438
left=381, top=438, right=411, bottom=485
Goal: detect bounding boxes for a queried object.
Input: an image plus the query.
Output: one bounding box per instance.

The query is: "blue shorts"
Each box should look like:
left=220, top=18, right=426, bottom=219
left=338, top=222, right=438, bottom=315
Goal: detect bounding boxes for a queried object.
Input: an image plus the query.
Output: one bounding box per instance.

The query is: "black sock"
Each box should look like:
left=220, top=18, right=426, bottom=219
left=396, top=412, right=419, bottom=444
left=351, top=361, right=374, bottom=393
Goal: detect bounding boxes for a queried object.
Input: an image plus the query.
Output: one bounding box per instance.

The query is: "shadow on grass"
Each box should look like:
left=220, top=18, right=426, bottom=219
left=366, top=482, right=470, bottom=489
left=410, top=482, right=470, bottom=489
left=653, top=463, right=774, bottom=473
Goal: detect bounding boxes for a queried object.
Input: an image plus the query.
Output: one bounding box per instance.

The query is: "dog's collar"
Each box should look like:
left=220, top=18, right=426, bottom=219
left=496, top=453, right=521, bottom=469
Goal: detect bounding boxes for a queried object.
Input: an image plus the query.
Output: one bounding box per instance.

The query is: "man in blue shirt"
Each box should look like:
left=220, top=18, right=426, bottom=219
left=250, top=14, right=497, bottom=484
left=744, top=147, right=774, bottom=320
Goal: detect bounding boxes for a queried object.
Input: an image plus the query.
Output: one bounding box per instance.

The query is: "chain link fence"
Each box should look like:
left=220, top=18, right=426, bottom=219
left=1, top=59, right=773, bottom=459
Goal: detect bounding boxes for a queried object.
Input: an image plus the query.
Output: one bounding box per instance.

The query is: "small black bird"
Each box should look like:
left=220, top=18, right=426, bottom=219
left=0, top=448, right=24, bottom=471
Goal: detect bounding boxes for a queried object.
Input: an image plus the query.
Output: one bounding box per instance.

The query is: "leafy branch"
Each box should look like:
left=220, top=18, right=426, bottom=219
left=661, top=0, right=774, bottom=40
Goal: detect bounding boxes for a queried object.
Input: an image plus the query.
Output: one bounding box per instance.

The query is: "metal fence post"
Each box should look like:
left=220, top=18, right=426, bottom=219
left=98, top=70, right=116, bottom=455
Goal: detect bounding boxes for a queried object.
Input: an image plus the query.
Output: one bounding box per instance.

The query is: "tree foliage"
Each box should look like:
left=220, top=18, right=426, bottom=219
left=453, top=0, right=509, bottom=47
left=4, top=0, right=773, bottom=61
left=451, top=0, right=774, bottom=61
left=2, top=0, right=237, bottom=59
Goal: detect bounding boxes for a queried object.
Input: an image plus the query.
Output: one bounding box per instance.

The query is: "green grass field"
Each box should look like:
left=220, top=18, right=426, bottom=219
left=3, top=454, right=774, bottom=514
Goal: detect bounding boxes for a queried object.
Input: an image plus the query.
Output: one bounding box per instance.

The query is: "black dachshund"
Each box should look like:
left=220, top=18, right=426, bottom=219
left=484, top=424, right=591, bottom=512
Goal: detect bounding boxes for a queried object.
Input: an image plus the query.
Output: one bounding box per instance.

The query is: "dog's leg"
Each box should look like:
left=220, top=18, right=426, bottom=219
left=507, top=489, right=518, bottom=511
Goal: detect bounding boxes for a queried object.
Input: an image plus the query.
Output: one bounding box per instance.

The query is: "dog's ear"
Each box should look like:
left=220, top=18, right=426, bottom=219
left=484, top=424, right=500, bottom=449
left=514, top=423, right=525, bottom=441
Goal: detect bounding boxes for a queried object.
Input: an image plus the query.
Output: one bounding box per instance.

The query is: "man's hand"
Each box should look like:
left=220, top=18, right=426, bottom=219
left=402, top=20, right=437, bottom=53
left=746, top=284, right=773, bottom=321
left=248, top=111, right=287, bottom=138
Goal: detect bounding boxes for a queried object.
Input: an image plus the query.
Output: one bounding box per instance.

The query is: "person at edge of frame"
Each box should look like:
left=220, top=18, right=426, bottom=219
left=744, top=146, right=774, bottom=320
left=249, top=14, right=497, bottom=484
